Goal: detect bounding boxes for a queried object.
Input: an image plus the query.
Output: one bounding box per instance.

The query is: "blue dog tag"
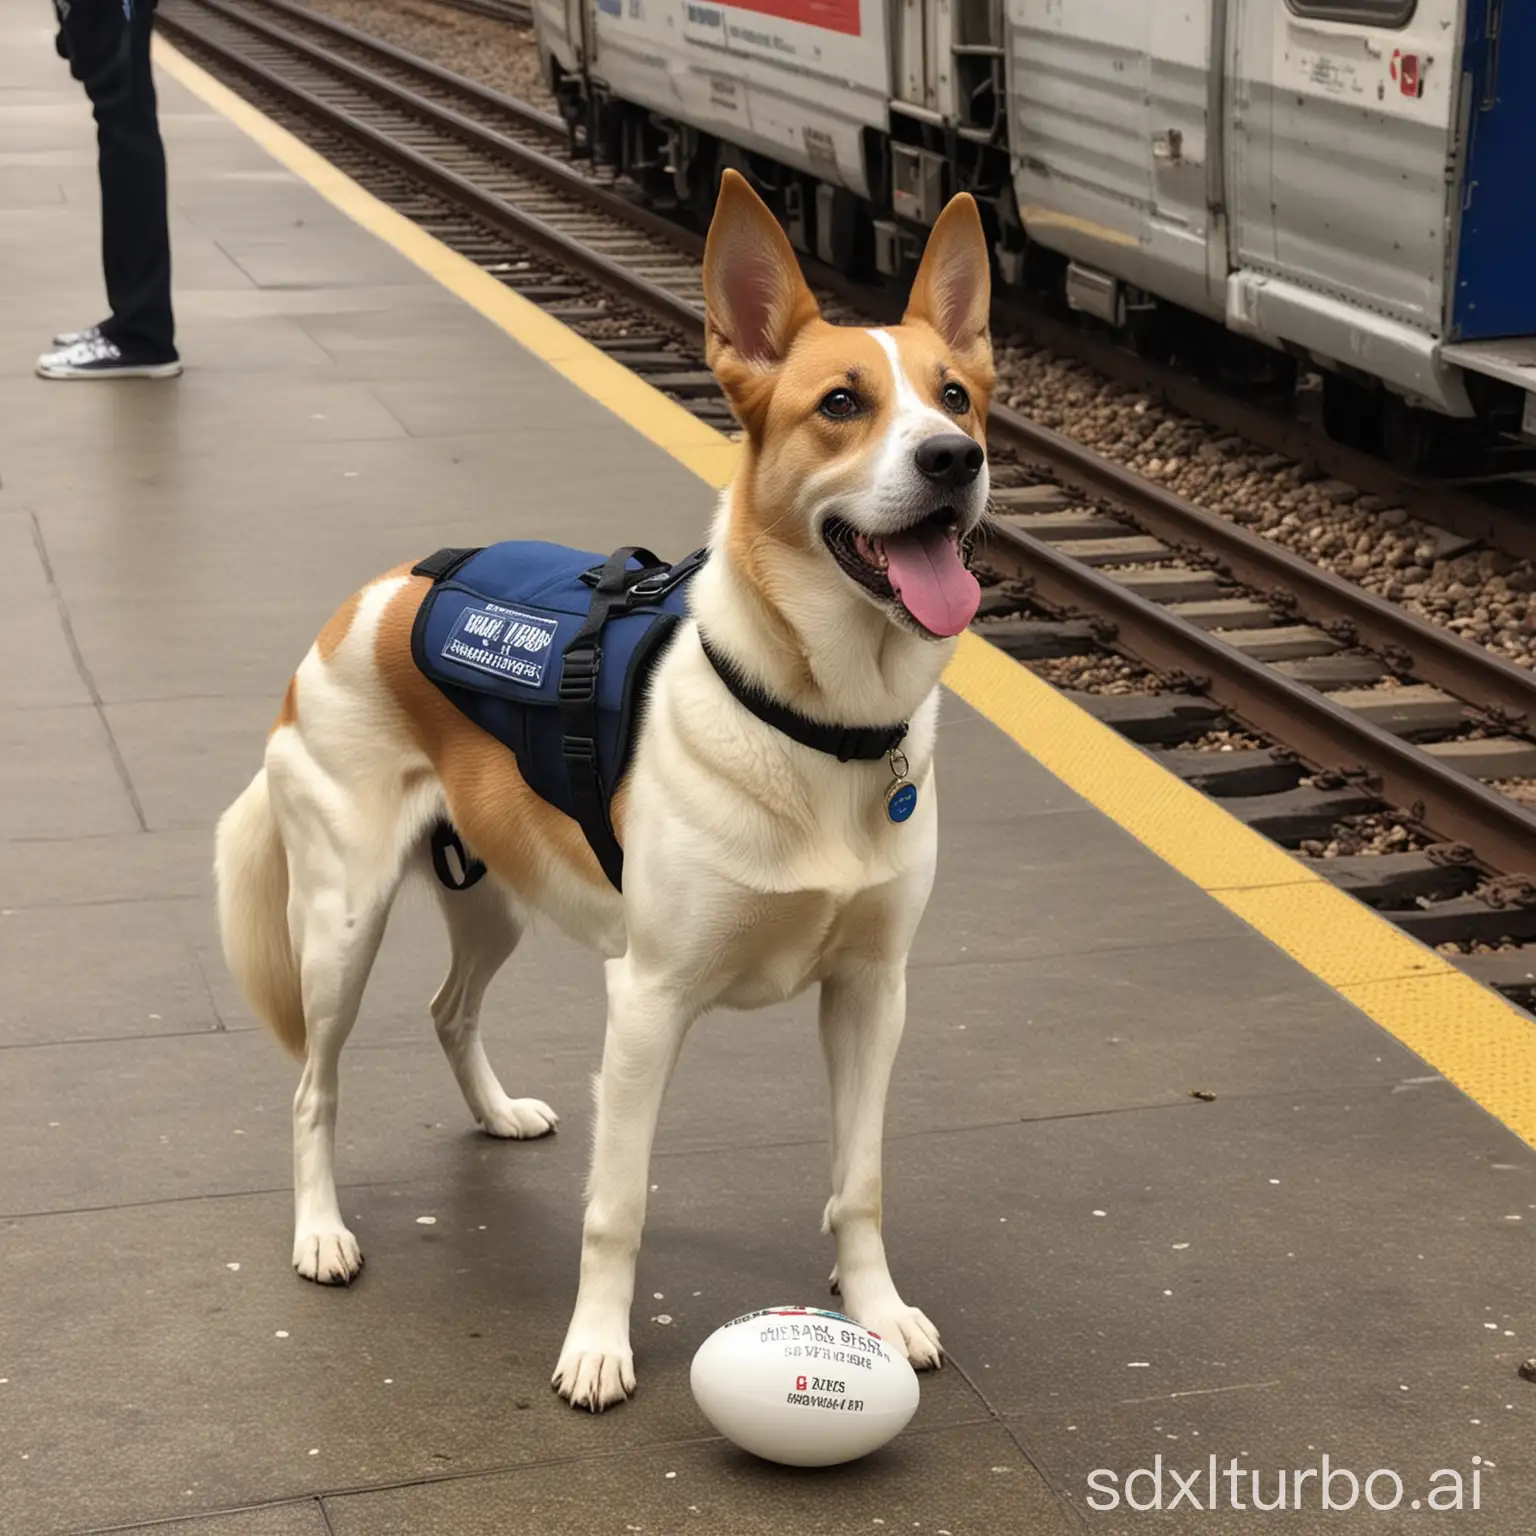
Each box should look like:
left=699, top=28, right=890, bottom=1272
left=885, top=780, right=918, bottom=824
left=883, top=746, right=917, bottom=824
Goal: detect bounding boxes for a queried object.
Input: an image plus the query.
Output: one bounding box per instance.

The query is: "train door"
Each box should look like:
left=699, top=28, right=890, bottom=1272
left=1226, top=0, right=1464, bottom=336
left=892, top=0, right=1007, bottom=126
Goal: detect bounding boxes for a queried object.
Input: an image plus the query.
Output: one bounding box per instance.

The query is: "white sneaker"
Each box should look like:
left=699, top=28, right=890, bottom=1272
left=52, top=324, right=104, bottom=347
left=36, top=335, right=182, bottom=380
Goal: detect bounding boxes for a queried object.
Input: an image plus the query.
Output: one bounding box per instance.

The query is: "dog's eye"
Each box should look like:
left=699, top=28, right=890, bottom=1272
left=818, top=388, right=860, bottom=420
left=941, top=382, right=971, bottom=415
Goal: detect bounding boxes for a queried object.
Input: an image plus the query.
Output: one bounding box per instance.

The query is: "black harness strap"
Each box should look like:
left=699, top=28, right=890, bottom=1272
left=417, top=549, right=490, bottom=895
left=559, top=547, right=711, bottom=890
left=416, top=551, right=491, bottom=895
left=697, top=632, right=908, bottom=762
left=556, top=546, right=670, bottom=892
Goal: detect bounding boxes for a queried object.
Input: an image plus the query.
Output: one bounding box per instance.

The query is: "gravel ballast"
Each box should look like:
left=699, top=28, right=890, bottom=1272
left=994, top=345, right=1536, bottom=669
left=297, top=0, right=559, bottom=111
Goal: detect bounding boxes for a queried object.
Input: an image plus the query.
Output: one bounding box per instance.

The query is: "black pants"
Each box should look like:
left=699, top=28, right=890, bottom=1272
left=56, top=0, right=176, bottom=360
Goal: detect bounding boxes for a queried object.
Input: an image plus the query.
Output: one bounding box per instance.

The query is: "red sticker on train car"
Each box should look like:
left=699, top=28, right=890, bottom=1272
left=728, top=0, right=860, bottom=37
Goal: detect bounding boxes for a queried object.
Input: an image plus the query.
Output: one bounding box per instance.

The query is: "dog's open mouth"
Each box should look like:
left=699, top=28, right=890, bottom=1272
left=823, top=511, right=981, bottom=638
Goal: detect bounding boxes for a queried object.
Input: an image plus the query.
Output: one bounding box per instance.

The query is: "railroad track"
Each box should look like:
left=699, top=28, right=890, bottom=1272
left=207, top=0, right=559, bottom=144
left=434, top=0, right=532, bottom=24
left=992, top=300, right=1536, bottom=568
left=972, top=465, right=1536, bottom=1006
left=156, top=0, right=1536, bottom=1008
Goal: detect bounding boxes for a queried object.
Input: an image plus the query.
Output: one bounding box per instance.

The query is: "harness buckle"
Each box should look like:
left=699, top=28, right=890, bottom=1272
left=629, top=551, right=706, bottom=601
left=558, top=644, right=600, bottom=702
left=627, top=571, right=676, bottom=601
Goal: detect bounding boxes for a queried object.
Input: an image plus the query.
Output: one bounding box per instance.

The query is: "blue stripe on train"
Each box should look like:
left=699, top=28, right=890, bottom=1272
left=1451, top=3, right=1536, bottom=342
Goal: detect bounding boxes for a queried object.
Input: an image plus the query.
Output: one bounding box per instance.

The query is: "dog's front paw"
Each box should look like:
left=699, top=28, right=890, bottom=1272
left=552, top=1334, right=636, bottom=1412
left=479, top=1095, right=559, bottom=1139
left=293, top=1224, right=363, bottom=1285
left=855, top=1301, right=942, bottom=1371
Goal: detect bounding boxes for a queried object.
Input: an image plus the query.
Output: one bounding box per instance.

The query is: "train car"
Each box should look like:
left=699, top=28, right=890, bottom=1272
left=534, top=0, right=1535, bottom=469
left=531, top=0, right=1008, bottom=264
left=996, top=0, right=1534, bottom=468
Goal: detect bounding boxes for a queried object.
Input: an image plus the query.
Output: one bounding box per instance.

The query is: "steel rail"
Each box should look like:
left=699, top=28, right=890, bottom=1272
left=223, top=0, right=562, bottom=138
left=988, top=402, right=1536, bottom=728
left=982, top=515, right=1536, bottom=876
left=434, top=0, right=533, bottom=23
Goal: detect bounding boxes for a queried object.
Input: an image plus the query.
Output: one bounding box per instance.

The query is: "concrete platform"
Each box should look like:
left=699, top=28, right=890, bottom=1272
left=1, top=12, right=1533, bottom=1536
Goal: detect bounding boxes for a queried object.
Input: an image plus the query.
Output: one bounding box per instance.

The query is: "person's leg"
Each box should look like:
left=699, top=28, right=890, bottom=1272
left=50, top=0, right=176, bottom=367
left=99, top=0, right=175, bottom=359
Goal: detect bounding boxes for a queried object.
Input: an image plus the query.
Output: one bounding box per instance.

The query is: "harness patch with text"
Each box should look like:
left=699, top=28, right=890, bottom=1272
left=440, top=600, right=557, bottom=688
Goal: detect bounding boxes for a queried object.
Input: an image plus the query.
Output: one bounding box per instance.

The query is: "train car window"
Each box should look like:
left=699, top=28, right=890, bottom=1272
left=1286, top=0, right=1416, bottom=24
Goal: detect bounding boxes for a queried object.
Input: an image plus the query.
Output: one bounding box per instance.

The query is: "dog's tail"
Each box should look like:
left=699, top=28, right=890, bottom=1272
left=215, top=767, right=305, bottom=1057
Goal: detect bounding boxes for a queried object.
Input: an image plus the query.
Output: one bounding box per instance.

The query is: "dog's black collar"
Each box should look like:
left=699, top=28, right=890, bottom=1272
left=697, top=631, right=908, bottom=763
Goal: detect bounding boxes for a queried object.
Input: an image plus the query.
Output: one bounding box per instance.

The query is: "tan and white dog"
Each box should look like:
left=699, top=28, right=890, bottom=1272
left=214, top=170, right=993, bottom=1411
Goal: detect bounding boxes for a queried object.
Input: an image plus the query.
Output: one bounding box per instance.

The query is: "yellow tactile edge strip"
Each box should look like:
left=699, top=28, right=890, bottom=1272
left=154, top=38, right=1536, bottom=1149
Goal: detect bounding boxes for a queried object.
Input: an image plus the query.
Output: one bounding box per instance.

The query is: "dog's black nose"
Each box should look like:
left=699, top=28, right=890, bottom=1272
left=914, top=433, right=984, bottom=489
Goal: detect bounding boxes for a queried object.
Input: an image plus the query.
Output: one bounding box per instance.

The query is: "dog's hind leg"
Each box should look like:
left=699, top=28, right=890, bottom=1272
left=426, top=862, right=558, bottom=1140
left=269, top=736, right=407, bottom=1286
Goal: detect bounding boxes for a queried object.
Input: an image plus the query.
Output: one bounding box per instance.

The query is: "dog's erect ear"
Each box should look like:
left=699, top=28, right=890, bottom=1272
left=903, top=193, right=992, bottom=367
left=703, top=170, right=820, bottom=386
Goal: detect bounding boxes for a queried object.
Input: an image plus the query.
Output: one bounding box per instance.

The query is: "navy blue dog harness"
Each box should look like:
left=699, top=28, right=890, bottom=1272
left=411, top=542, right=706, bottom=892
left=410, top=540, right=916, bottom=896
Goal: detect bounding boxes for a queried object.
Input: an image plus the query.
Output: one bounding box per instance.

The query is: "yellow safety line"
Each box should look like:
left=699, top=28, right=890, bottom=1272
left=154, top=39, right=1536, bottom=1148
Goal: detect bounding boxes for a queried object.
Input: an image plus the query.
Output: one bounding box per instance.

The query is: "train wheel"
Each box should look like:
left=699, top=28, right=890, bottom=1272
left=1127, top=307, right=1178, bottom=366
left=686, top=137, right=723, bottom=226
left=1321, top=374, right=1384, bottom=455
left=1380, top=394, right=1486, bottom=477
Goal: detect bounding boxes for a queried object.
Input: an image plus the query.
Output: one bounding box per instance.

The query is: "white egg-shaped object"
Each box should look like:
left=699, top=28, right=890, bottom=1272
left=689, top=1306, right=920, bottom=1467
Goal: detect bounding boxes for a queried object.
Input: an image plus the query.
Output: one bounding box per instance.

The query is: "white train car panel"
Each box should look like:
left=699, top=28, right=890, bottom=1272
left=532, top=0, right=580, bottom=78
left=1003, top=0, right=1220, bottom=318
left=1147, top=2, right=1224, bottom=316
left=587, top=0, right=893, bottom=197
left=1003, top=0, right=1487, bottom=414
left=1225, top=0, right=1470, bottom=411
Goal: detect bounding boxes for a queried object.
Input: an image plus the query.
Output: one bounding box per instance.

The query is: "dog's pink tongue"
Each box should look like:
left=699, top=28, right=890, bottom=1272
left=882, top=523, right=980, bottom=637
